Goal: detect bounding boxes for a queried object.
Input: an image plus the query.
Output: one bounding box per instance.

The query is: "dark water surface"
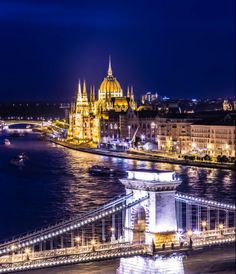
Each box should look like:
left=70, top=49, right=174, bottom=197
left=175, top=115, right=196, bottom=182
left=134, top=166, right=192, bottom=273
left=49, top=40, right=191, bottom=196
left=0, top=134, right=235, bottom=241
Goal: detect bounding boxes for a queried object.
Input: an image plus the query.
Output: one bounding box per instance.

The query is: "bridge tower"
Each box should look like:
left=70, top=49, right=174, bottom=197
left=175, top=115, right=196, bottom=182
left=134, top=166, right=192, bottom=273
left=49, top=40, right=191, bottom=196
left=120, top=170, right=181, bottom=247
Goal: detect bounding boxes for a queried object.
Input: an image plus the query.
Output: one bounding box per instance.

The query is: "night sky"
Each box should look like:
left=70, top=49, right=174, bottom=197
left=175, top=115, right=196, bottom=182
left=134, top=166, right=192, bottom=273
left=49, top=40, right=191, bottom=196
left=0, top=0, right=234, bottom=101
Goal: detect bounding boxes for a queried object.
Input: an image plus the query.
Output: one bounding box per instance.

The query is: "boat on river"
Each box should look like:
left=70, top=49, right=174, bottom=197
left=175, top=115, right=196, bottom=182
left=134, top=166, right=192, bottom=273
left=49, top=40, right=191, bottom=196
left=88, top=165, right=127, bottom=177
left=10, top=153, right=28, bottom=167
left=3, top=139, right=11, bottom=145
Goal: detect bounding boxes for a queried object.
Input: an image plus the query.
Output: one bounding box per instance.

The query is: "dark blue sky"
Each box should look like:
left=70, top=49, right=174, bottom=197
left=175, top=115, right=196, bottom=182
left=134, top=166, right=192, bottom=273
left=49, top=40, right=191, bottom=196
left=0, top=0, right=235, bottom=101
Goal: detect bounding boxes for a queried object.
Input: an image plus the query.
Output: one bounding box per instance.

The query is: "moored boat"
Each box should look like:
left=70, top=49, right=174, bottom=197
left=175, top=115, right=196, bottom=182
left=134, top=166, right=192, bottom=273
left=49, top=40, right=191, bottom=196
left=88, top=165, right=127, bottom=177
left=10, top=153, right=28, bottom=167
left=4, top=139, right=11, bottom=145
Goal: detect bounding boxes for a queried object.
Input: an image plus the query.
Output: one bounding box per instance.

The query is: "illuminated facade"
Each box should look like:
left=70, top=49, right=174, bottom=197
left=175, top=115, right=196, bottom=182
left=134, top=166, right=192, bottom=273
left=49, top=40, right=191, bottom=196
left=68, top=58, right=136, bottom=144
left=121, top=170, right=180, bottom=247
left=191, top=123, right=235, bottom=157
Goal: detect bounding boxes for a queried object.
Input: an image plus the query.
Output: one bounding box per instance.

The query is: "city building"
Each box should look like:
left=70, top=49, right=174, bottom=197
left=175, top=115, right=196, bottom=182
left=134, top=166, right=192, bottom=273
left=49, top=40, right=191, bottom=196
left=141, top=92, right=158, bottom=104
left=155, top=114, right=193, bottom=154
left=191, top=117, right=235, bottom=157
left=68, top=58, right=137, bottom=144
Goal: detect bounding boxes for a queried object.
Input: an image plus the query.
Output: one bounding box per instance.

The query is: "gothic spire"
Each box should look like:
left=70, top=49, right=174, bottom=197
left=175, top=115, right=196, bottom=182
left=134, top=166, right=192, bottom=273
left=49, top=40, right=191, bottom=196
left=108, top=55, right=113, bottom=76
left=89, top=85, right=93, bottom=102
left=127, top=86, right=130, bottom=98
left=82, top=80, right=88, bottom=102
left=93, top=85, right=96, bottom=101
left=130, top=85, right=134, bottom=100
left=76, top=80, right=82, bottom=102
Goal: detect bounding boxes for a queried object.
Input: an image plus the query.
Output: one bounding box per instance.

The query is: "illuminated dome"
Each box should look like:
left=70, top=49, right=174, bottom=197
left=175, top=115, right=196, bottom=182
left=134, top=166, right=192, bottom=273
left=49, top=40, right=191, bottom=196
left=98, top=57, right=123, bottom=100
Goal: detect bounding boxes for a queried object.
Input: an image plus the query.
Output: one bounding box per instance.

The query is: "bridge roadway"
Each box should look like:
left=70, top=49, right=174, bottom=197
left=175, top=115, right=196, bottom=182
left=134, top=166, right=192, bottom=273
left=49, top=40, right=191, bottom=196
left=0, top=228, right=235, bottom=273
left=0, top=193, right=149, bottom=256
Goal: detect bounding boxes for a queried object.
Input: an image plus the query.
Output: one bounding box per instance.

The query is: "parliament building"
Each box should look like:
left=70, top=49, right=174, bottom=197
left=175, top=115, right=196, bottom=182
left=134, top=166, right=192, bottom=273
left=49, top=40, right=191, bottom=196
left=68, top=58, right=137, bottom=144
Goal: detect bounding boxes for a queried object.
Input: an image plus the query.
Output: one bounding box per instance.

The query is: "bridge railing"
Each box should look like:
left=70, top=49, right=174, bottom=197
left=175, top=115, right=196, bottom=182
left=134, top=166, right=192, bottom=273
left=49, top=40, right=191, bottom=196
left=0, top=193, right=149, bottom=256
left=0, top=193, right=131, bottom=245
left=0, top=242, right=147, bottom=265
left=175, top=192, right=235, bottom=211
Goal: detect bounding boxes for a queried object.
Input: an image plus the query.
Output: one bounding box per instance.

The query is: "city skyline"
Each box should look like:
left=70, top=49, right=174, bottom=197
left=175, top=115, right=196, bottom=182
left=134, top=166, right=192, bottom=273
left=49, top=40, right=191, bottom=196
left=0, top=0, right=235, bottom=102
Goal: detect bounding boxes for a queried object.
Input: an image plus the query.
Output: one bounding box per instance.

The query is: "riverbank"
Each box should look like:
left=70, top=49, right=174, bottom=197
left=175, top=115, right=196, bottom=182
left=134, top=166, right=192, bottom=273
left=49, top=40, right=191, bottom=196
left=52, top=139, right=235, bottom=170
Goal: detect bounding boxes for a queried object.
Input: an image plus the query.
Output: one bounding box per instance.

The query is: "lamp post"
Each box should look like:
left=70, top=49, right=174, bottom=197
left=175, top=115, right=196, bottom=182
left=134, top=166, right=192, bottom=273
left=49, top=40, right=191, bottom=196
left=110, top=227, right=115, bottom=242
left=24, top=248, right=31, bottom=261
left=90, top=239, right=96, bottom=252
left=10, top=244, right=16, bottom=263
left=201, top=220, right=207, bottom=232
left=187, top=230, right=193, bottom=249
left=218, top=223, right=224, bottom=236
left=75, top=236, right=81, bottom=248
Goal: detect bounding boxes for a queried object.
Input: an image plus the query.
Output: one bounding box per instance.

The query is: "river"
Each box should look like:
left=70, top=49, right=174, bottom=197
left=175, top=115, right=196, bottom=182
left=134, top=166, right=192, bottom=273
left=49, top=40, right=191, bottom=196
left=0, top=133, right=235, bottom=273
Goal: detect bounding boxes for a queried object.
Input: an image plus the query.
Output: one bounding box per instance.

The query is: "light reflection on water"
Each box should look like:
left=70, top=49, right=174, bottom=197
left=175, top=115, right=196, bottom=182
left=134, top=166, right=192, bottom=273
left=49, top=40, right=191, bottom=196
left=0, top=135, right=235, bottom=241
left=118, top=256, right=184, bottom=274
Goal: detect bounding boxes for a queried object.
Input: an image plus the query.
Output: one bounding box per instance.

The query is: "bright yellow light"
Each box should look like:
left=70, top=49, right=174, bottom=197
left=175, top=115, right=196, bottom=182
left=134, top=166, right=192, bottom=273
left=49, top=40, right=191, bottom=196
left=187, top=230, right=193, bottom=237
left=207, top=143, right=212, bottom=149
left=11, top=244, right=16, bottom=251
left=201, top=221, right=207, bottom=227
left=91, top=239, right=96, bottom=245
left=218, top=223, right=224, bottom=230
left=24, top=248, right=31, bottom=254
left=75, top=236, right=81, bottom=243
left=110, top=227, right=115, bottom=232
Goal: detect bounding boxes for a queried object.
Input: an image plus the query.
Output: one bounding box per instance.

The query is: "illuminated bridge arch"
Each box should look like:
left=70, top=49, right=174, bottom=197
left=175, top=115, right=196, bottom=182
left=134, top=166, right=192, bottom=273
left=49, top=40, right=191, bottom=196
left=3, top=120, right=45, bottom=127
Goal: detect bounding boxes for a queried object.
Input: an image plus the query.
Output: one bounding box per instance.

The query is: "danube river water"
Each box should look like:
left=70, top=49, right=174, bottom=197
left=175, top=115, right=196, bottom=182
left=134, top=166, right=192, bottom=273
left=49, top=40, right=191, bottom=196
left=0, top=134, right=235, bottom=273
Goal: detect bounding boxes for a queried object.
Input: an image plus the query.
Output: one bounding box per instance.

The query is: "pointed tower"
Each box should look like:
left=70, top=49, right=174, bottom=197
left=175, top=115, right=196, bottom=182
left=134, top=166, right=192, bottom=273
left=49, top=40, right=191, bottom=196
left=127, top=86, right=130, bottom=98
left=76, top=80, right=82, bottom=103
left=129, top=86, right=136, bottom=110
left=93, top=85, right=96, bottom=101
left=89, top=85, right=93, bottom=102
left=82, top=80, right=88, bottom=104
left=130, top=86, right=134, bottom=100
left=108, top=55, right=113, bottom=76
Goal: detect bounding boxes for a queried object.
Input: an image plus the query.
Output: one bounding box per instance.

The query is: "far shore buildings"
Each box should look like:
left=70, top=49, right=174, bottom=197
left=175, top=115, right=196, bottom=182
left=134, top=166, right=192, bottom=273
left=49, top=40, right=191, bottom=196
left=68, top=59, right=235, bottom=158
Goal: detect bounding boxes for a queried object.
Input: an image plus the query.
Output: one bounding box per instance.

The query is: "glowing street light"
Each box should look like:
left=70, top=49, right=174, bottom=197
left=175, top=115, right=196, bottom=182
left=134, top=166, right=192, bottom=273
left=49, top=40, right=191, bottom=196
left=10, top=244, right=16, bottom=252
left=91, top=239, right=96, bottom=246
left=24, top=248, right=31, bottom=254
left=91, top=239, right=96, bottom=252
left=218, top=223, right=224, bottom=235
left=201, top=220, right=207, bottom=231
left=75, top=236, right=81, bottom=247
left=187, top=230, right=193, bottom=237
left=24, top=248, right=31, bottom=261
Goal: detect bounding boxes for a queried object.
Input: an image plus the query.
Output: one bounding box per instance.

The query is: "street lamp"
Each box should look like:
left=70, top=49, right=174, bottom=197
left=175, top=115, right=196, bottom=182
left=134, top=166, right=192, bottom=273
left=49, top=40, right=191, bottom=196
left=11, top=244, right=16, bottom=252
left=187, top=230, right=193, bottom=248
left=24, top=248, right=31, bottom=261
left=218, top=223, right=224, bottom=235
left=201, top=220, right=207, bottom=232
left=75, top=236, right=81, bottom=247
left=90, top=239, right=96, bottom=252
left=110, top=227, right=115, bottom=242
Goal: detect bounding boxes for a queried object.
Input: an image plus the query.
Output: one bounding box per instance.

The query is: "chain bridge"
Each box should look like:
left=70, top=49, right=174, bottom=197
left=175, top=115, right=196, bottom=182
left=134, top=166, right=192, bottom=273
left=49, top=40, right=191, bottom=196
left=0, top=170, right=235, bottom=273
